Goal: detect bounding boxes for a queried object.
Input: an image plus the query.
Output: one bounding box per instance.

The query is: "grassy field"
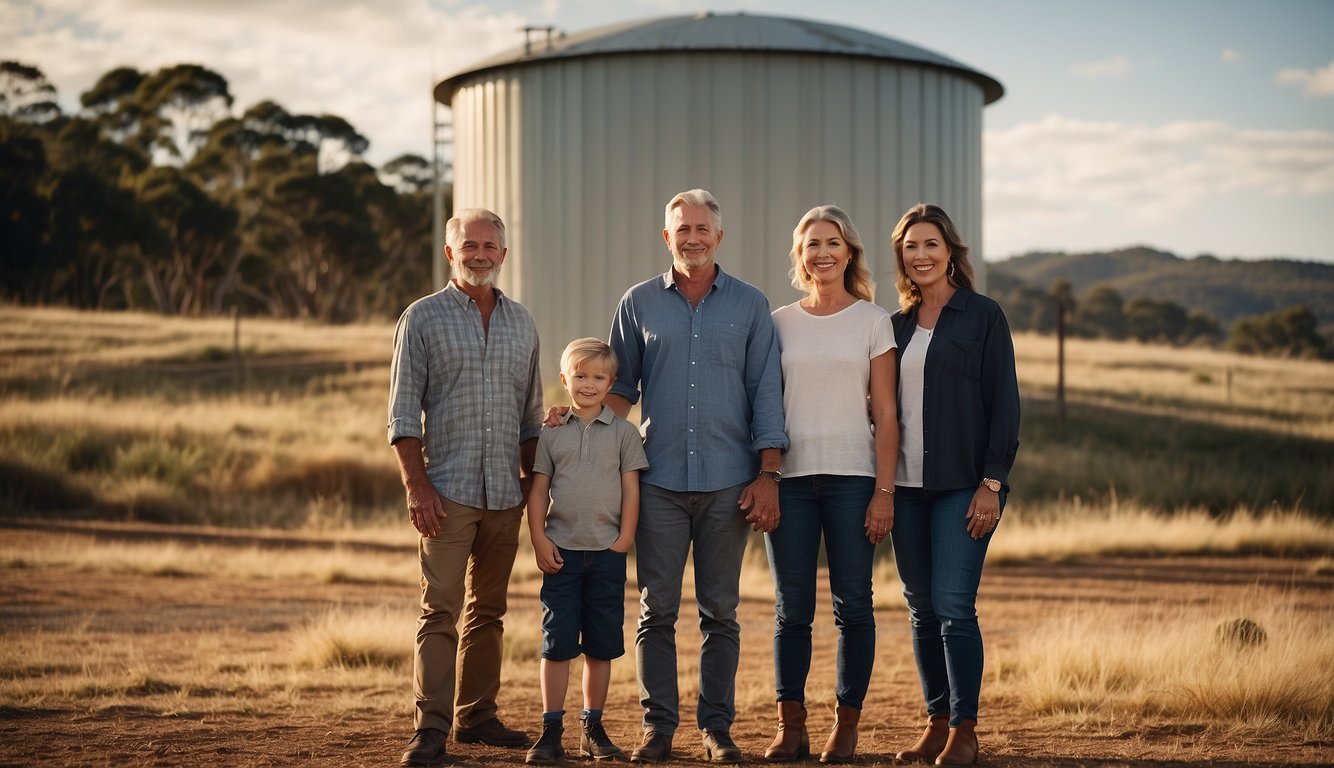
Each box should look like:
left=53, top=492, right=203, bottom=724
left=2, top=306, right=1330, bottom=526
left=2, top=305, right=1333, bottom=765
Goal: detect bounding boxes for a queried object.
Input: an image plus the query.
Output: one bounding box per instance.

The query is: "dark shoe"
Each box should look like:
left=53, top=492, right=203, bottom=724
left=526, top=721, right=565, bottom=765
left=895, top=716, right=949, bottom=763
left=400, top=728, right=448, bottom=767
left=764, top=701, right=809, bottom=762
left=819, top=706, right=860, bottom=764
left=702, top=730, right=743, bottom=763
left=580, top=716, right=625, bottom=760
left=630, top=732, right=673, bottom=763
left=457, top=716, right=533, bottom=748
left=933, top=721, right=978, bottom=767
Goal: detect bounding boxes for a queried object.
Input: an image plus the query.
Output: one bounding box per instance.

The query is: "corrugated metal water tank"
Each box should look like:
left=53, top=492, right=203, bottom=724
left=435, top=12, right=1003, bottom=379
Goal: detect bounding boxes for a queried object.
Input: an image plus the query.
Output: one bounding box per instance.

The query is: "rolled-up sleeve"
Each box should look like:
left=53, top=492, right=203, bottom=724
left=744, top=303, right=788, bottom=453
left=521, top=340, right=544, bottom=443
left=387, top=307, right=426, bottom=445
left=609, top=290, right=644, bottom=405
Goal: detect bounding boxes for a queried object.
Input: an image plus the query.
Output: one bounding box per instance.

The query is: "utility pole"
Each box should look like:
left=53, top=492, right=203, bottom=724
left=1056, top=298, right=1067, bottom=421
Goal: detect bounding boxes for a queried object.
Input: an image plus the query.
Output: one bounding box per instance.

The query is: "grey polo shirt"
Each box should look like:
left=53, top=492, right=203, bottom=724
left=533, top=405, right=650, bottom=550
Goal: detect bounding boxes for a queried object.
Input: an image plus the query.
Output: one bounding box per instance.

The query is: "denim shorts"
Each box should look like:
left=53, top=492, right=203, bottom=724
left=539, top=547, right=628, bottom=661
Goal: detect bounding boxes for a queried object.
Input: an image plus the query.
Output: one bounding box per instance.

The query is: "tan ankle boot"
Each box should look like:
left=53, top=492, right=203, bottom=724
left=933, top=720, right=978, bottom=766
left=818, top=705, right=860, bottom=764
left=764, top=701, right=809, bottom=762
left=895, top=715, right=949, bottom=762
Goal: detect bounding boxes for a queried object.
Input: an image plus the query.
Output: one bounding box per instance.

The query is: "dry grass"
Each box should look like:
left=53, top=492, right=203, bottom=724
left=989, top=501, right=1334, bottom=563
left=1013, top=332, right=1334, bottom=440
left=0, top=535, right=415, bottom=584
left=993, top=590, right=1334, bottom=733
left=290, top=606, right=415, bottom=669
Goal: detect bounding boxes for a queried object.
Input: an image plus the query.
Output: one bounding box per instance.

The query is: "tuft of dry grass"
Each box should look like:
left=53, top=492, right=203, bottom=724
left=290, top=606, right=414, bottom=670
left=993, top=591, right=1334, bottom=732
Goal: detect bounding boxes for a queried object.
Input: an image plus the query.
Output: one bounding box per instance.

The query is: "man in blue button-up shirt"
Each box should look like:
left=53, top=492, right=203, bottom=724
left=388, top=208, right=543, bottom=766
left=605, top=189, right=787, bottom=763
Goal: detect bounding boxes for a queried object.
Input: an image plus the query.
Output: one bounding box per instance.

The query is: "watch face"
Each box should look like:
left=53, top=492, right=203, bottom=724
left=983, top=479, right=1001, bottom=492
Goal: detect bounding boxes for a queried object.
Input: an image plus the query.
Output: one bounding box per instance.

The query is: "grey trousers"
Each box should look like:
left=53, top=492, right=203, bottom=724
left=635, top=481, right=751, bottom=735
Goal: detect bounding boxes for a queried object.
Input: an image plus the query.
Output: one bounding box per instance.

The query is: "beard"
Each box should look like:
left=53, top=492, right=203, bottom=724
left=455, top=260, right=500, bottom=287
left=672, top=248, right=711, bottom=272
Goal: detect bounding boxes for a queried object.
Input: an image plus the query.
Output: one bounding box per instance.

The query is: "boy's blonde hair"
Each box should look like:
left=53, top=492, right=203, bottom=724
left=560, top=337, right=618, bottom=376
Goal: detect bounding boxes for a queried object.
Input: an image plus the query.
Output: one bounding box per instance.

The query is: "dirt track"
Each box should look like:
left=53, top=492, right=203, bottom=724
left=1, top=520, right=1330, bottom=767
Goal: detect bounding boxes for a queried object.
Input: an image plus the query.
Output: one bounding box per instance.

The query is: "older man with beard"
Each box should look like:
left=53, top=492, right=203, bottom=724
left=389, top=207, right=544, bottom=767
left=605, top=189, right=787, bottom=763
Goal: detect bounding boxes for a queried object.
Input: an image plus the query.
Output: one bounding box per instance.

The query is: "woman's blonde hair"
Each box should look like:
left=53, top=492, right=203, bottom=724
left=891, top=203, right=975, bottom=312
left=788, top=205, right=874, bottom=302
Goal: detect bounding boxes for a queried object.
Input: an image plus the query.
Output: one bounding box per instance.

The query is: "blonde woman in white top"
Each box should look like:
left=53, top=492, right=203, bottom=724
left=763, top=205, right=899, bottom=764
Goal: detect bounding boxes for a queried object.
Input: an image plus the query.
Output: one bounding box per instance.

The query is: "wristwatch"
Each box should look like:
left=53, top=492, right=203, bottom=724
left=758, top=470, right=782, bottom=483
left=979, top=477, right=1002, bottom=493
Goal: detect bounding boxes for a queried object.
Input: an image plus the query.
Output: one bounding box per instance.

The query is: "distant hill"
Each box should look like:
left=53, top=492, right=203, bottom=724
left=988, top=247, right=1334, bottom=328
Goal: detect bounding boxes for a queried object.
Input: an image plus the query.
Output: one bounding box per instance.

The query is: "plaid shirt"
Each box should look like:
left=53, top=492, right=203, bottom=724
left=387, top=282, right=544, bottom=510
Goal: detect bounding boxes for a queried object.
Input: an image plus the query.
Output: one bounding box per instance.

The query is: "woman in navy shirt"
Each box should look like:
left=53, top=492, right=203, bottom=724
left=887, top=204, right=1020, bottom=766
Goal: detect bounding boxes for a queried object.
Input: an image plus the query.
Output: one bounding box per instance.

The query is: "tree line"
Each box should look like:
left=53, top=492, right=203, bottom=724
left=994, top=278, right=1329, bottom=359
left=1, top=61, right=439, bottom=322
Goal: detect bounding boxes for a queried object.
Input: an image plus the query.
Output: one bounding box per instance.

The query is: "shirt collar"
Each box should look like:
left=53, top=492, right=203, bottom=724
left=443, top=280, right=507, bottom=308
left=559, top=404, right=615, bottom=425
left=659, top=263, right=728, bottom=292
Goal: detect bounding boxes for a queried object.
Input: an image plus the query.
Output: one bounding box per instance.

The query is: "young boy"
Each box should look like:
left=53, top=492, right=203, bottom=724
left=525, top=338, right=649, bottom=765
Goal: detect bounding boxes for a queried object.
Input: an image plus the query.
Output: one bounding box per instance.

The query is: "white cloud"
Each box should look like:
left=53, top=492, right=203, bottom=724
left=1071, top=54, right=1128, bottom=79
left=983, top=114, right=1334, bottom=255
left=1276, top=61, right=1334, bottom=97
left=1221, top=48, right=1242, bottom=63
left=0, top=0, right=532, bottom=164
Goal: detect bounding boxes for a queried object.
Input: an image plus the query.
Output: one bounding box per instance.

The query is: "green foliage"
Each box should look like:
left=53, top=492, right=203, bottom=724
left=992, top=248, right=1334, bottom=331
left=1072, top=284, right=1128, bottom=339
left=2, top=61, right=433, bottom=322
left=1228, top=306, right=1329, bottom=359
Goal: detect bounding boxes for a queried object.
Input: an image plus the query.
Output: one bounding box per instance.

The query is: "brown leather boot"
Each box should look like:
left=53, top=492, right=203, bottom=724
left=764, top=701, right=809, bottom=762
left=818, top=705, right=860, bottom=764
left=894, top=715, right=949, bottom=762
left=933, top=720, right=978, bottom=766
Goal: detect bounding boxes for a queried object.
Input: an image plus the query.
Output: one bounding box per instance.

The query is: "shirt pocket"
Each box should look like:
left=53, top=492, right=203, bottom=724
left=943, top=338, right=982, bottom=381
left=705, top=320, right=750, bottom=371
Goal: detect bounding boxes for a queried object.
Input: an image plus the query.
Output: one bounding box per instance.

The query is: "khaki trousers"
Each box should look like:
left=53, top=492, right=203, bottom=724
left=414, top=496, right=523, bottom=733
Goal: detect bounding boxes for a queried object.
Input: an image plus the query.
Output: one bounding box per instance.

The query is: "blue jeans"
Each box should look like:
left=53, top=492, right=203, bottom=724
left=635, top=481, right=751, bottom=734
left=765, top=475, right=877, bottom=708
left=890, top=486, right=1003, bottom=726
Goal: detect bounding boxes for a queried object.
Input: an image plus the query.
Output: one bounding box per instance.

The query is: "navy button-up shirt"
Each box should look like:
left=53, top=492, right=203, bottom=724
left=609, top=265, right=788, bottom=493
left=892, top=289, right=1021, bottom=491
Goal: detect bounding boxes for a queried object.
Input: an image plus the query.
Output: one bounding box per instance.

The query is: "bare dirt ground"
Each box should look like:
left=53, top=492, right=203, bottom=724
left=1, top=519, right=1330, bottom=768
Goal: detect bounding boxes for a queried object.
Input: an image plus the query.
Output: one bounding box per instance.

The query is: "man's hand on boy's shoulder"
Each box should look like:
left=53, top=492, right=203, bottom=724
left=544, top=406, right=569, bottom=428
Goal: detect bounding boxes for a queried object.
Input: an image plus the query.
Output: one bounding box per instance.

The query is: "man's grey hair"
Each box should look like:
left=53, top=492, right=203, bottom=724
left=446, top=208, right=507, bottom=250
left=664, top=189, right=722, bottom=232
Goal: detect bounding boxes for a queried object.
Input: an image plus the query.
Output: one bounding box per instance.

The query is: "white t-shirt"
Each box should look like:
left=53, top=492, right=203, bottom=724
left=896, top=325, right=933, bottom=487
left=772, top=299, right=897, bottom=478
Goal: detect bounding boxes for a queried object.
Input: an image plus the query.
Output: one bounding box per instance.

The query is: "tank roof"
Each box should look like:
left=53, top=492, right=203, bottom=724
left=436, top=11, right=1003, bottom=104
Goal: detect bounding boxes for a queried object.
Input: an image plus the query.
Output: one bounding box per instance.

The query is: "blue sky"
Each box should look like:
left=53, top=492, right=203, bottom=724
left=4, top=0, right=1332, bottom=262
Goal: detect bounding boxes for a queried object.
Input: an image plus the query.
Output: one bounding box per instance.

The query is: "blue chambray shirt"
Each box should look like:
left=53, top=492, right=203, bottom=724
left=387, top=282, right=544, bottom=510
left=609, top=265, right=788, bottom=492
